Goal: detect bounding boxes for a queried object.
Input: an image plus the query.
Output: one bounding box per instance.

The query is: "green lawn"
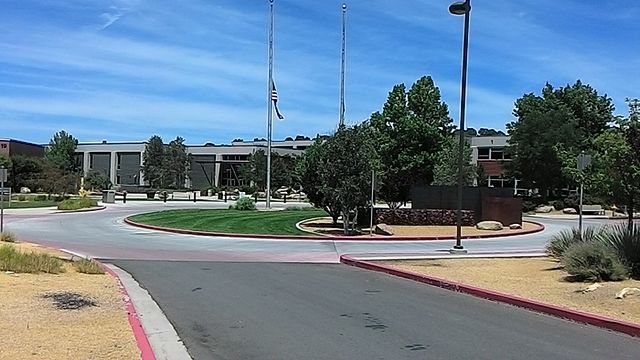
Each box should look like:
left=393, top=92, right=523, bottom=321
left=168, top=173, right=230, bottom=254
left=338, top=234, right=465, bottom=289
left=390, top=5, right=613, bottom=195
left=4, top=201, right=59, bottom=209
left=128, top=208, right=327, bottom=235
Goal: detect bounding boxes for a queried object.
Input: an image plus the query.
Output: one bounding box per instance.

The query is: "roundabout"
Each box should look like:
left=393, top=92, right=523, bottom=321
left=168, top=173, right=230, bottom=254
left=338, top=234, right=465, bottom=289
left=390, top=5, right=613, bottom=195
left=3, top=201, right=611, bottom=263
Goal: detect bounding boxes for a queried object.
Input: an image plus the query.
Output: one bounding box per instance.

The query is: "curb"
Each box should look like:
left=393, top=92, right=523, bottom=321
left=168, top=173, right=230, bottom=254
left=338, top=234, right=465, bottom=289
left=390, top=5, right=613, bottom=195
left=55, top=205, right=107, bottom=214
left=124, top=216, right=545, bottom=241
left=101, top=264, right=157, bottom=360
left=340, top=255, right=640, bottom=338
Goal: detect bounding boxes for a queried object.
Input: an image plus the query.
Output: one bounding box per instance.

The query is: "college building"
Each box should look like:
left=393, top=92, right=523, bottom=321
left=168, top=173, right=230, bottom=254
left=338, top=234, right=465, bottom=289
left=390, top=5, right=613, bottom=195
left=74, top=139, right=307, bottom=190
left=2, top=134, right=516, bottom=190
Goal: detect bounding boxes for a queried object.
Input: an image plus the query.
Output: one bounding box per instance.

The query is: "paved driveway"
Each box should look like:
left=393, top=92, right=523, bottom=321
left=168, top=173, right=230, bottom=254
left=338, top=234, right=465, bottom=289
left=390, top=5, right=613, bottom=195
left=113, top=260, right=640, bottom=360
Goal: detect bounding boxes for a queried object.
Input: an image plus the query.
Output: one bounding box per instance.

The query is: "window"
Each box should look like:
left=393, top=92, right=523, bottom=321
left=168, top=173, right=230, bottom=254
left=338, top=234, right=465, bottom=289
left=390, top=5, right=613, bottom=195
left=490, top=148, right=504, bottom=160
left=478, top=148, right=490, bottom=159
left=117, top=154, right=121, bottom=170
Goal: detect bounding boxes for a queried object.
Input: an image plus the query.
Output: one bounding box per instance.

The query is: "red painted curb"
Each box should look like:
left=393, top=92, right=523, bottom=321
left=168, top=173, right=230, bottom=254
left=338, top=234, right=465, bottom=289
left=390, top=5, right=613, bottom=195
left=101, top=264, right=157, bottom=360
left=340, top=255, right=640, bottom=338
left=124, top=216, right=545, bottom=241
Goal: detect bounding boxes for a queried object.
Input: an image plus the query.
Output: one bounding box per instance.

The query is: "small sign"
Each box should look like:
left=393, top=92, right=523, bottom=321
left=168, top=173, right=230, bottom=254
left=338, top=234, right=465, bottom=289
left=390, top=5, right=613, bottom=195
left=577, top=153, right=592, bottom=171
left=0, top=168, right=7, bottom=183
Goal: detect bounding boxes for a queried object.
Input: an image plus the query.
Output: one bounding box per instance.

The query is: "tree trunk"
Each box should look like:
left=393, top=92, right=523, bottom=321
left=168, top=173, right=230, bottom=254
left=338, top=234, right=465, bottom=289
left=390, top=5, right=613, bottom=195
left=628, top=196, right=634, bottom=231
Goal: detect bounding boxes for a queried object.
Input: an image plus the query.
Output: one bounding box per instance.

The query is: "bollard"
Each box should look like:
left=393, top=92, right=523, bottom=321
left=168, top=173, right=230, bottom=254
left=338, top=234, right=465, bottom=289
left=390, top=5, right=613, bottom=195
left=193, top=191, right=197, bottom=203
left=283, top=193, right=287, bottom=203
left=163, top=191, right=167, bottom=203
left=254, top=193, right=258, bottom=203
left=224, top=191, right=227, bottom=202
left=123, top=191, right=127, bottom=204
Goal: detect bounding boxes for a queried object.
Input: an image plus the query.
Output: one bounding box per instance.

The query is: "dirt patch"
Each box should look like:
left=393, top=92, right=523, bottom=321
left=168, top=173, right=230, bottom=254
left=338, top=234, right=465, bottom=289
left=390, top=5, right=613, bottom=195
left=384, top=257, right=640, bottom=324
left=0, top=243, right=140, bottom=359
left=300, top=217, right=540, bottom=237
left=42, top=291, right=98, bottom=310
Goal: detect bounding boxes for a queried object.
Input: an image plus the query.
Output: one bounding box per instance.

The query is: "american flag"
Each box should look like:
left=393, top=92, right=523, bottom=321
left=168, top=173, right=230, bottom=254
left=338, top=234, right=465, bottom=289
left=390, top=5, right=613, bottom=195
left=271, top=81, right=284, bottom=120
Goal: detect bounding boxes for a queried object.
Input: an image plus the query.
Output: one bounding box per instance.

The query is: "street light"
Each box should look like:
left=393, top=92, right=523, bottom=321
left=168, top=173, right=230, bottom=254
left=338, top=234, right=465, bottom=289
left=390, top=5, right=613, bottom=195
left=450, top=0, right=471, bottom=254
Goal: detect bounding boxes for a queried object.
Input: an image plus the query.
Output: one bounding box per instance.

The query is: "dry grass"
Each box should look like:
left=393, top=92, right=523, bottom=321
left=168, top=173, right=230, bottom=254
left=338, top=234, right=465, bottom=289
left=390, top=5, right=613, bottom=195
left=385, top=257, right=640, bottom=324
left=0, top=243, right=139, bottom=360
left=1, top=231, right=17, bottom=242
left=0, top=244, right=65, bottom=274
left=73, top=258, right=106, bottom=275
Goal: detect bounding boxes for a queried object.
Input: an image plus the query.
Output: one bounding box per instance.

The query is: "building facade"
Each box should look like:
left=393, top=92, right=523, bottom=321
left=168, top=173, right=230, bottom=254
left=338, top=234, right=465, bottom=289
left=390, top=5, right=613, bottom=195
left=0, top=139, right=45, bottom=158
left=469, top=136, right=519, bottom=189
left=75, top=140, right=304, bottom=189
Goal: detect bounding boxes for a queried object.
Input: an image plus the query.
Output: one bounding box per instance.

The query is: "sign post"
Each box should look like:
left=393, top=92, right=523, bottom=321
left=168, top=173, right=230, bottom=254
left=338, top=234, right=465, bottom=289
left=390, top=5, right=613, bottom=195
left=577, top=152, right=592, bottom=239
left=0, top=166, right=7, bottom=233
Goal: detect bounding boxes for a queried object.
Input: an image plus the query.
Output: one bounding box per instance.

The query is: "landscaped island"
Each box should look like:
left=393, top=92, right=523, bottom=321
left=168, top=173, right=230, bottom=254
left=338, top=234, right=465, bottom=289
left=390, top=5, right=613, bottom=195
left=127, top=208, right=326, bottom=236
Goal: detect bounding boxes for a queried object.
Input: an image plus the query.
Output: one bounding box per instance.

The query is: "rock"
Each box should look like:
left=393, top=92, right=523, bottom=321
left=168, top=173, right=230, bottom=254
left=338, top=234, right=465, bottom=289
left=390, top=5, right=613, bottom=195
left=535, top=205, right=554, bottom=213
left=577, top=283, right=601, bottom=293
left=374, top=223, right=394, bottom=236
left=615, top=287, right=640, bottom=299
left=20, top=187, right=31, bottom=194
left=476, top=221, right=504, bottom=231
left=563, top=208, right=578, bottom=214
left=509, top=223, right=522, bottom=230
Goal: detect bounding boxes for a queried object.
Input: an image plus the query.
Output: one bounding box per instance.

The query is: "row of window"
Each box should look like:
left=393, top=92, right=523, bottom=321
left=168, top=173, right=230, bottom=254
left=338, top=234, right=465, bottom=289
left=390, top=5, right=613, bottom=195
left=477, top=147, right=511, bottom=160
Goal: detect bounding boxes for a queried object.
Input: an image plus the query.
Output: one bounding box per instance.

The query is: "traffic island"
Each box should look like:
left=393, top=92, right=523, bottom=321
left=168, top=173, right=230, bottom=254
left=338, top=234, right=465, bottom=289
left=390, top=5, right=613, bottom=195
left=0, top=242, right=141, bottom=359
left=342, top=255, right=640, bottom=337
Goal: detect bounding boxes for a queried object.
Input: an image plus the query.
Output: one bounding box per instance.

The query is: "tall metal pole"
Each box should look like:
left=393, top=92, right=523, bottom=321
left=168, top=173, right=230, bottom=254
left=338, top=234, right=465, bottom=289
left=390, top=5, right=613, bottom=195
left=579, top=182, right=584, bottom=239
left=339, top=3, right=347, bottom=127
left=266, top=0, right=274, bottom=209
left=453, top=0, right=471, bottom=252
left=369, top=170, right=375, bottom=236
left=1, top=166, right=5, bottom=233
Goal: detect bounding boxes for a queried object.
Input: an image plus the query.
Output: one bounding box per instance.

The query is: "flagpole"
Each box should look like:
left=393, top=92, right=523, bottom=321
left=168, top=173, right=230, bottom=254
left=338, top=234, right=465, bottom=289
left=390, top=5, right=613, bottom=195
left=266, top=0, right=274, bottom=209
left=339, top=3, right=347, bottom=127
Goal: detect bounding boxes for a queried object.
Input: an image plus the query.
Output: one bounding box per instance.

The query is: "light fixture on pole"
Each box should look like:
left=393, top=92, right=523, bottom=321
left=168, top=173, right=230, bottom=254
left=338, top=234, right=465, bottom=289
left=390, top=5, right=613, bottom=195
left=449, top=0, right=471, bottom=254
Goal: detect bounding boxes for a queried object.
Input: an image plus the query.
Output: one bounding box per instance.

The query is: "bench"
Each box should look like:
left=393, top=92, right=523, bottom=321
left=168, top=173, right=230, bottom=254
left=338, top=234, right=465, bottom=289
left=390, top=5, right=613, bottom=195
left=580, top=205, right=605, bottom=215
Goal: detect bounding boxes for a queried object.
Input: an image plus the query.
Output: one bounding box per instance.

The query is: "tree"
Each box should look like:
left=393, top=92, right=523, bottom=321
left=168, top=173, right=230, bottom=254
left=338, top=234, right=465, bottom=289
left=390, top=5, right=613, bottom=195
left=296, top=139, right=341, bottom=225
left=9, top=156, right=42, bottom=192
left=34, top=160, right=78, bottom=197
left=165, top=137, right=190, bottom=189
left=431, top=137, right=476, bottom=186
left=506, top=81, right=614, bottom=198
left=0, top=154, right=11, bottom=170
left=85, top=170, right=112, bottom=191
left=369, top=76, right=453, bottom=208
left=588, top=99, right=640, bottom=230
left=477, top=128, right=506, bottom=136
left=46, top=130, right=79, bottom=173
left=321, top=125, right=378, bottom=234
left=241, top=150, right=298, bottom=191
left=142, top=135, right=166, bottom=188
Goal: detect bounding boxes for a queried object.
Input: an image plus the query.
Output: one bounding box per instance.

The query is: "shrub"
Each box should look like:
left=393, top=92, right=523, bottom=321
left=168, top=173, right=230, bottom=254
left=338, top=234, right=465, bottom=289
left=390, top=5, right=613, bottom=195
left=522, top=201, right=537, bottom=213
left=35, top=194, right=47, bottom=201
left=600, top=224, right=640, bottom=278
left=546, top=226, right=606, bottom=259
left=0, top=244, right=65, bottom=274
left=562, top=242, right=628, bottom=282
left=73, top=258, right=105, bottom=274
left=85, top=170, right=112, bottom=191
left=232, top=197, right=256, bottom=211
left=57, top=197, right=98, bottom=210
left=551, top=200, right=565, bottom=211
left=17, top=194, right=27, bottom=201
left=1, top=232, right=17, bottom=243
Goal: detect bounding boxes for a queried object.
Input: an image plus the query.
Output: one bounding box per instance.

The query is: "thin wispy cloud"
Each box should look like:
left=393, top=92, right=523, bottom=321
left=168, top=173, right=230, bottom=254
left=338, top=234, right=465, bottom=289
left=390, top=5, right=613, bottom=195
left=0, top=0, right=637, bottom=144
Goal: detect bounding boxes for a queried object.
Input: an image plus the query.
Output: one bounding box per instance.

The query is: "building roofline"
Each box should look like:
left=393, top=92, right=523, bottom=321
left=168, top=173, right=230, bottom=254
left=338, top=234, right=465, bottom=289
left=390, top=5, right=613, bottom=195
left=0, top=139, right=46, bottom=148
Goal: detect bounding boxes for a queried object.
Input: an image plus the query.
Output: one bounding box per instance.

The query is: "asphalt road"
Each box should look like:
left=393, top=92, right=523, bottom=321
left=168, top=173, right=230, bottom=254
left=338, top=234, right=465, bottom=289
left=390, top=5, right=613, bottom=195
left=6, top=202, right=617, bottom=262
left=113, top=260, right=640, bottom=360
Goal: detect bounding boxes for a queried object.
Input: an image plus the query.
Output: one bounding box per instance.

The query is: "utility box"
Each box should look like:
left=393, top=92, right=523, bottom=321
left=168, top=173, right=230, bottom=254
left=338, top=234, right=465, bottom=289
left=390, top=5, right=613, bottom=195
left=102, top=190, right=116, bottom=204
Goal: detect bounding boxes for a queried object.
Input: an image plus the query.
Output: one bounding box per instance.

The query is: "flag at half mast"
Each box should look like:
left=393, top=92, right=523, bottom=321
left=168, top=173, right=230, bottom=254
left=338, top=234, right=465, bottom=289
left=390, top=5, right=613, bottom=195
left=271, top=80, right=285, bottom=120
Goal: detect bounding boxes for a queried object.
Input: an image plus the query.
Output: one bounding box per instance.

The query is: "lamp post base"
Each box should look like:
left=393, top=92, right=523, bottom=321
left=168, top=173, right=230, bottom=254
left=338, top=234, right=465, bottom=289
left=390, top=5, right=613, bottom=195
left=449, top=246, right=468, bottom=254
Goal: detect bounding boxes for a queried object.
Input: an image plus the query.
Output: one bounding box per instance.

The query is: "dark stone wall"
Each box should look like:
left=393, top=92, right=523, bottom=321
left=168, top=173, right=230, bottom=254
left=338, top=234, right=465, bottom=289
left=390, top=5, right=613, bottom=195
left=482, top=197, right=523, bottom=225
left=375, top=208, right=475, bottom=226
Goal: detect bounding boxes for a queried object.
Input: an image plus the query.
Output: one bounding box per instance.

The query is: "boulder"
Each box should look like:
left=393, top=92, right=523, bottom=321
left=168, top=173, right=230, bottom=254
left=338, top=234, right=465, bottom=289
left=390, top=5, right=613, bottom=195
left=19, top=187, right=31, bottom=194
left=509, top=223, right=522, bottom=230
left=535, top=205, right=554, bottom=213
left=476, top=221, right=504, bottom=231
left=374, top=223, right=394, bottom=236
left=563, top=208, right=578, bottom=214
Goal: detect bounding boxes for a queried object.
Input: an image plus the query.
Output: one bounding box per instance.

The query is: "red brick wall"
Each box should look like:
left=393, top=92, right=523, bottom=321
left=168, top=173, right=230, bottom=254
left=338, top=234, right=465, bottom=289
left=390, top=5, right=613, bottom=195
left=479, top=161, right=504, bottom=176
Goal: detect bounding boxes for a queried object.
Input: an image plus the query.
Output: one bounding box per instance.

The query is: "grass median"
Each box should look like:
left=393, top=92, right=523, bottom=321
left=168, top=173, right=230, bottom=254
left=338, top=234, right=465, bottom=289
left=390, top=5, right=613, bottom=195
left=128, top=208, right=327, bottom=236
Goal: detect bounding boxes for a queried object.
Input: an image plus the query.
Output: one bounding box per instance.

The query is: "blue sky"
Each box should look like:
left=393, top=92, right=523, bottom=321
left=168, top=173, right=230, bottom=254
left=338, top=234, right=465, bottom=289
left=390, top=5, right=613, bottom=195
left=0, top=0, right=638, bottom=145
